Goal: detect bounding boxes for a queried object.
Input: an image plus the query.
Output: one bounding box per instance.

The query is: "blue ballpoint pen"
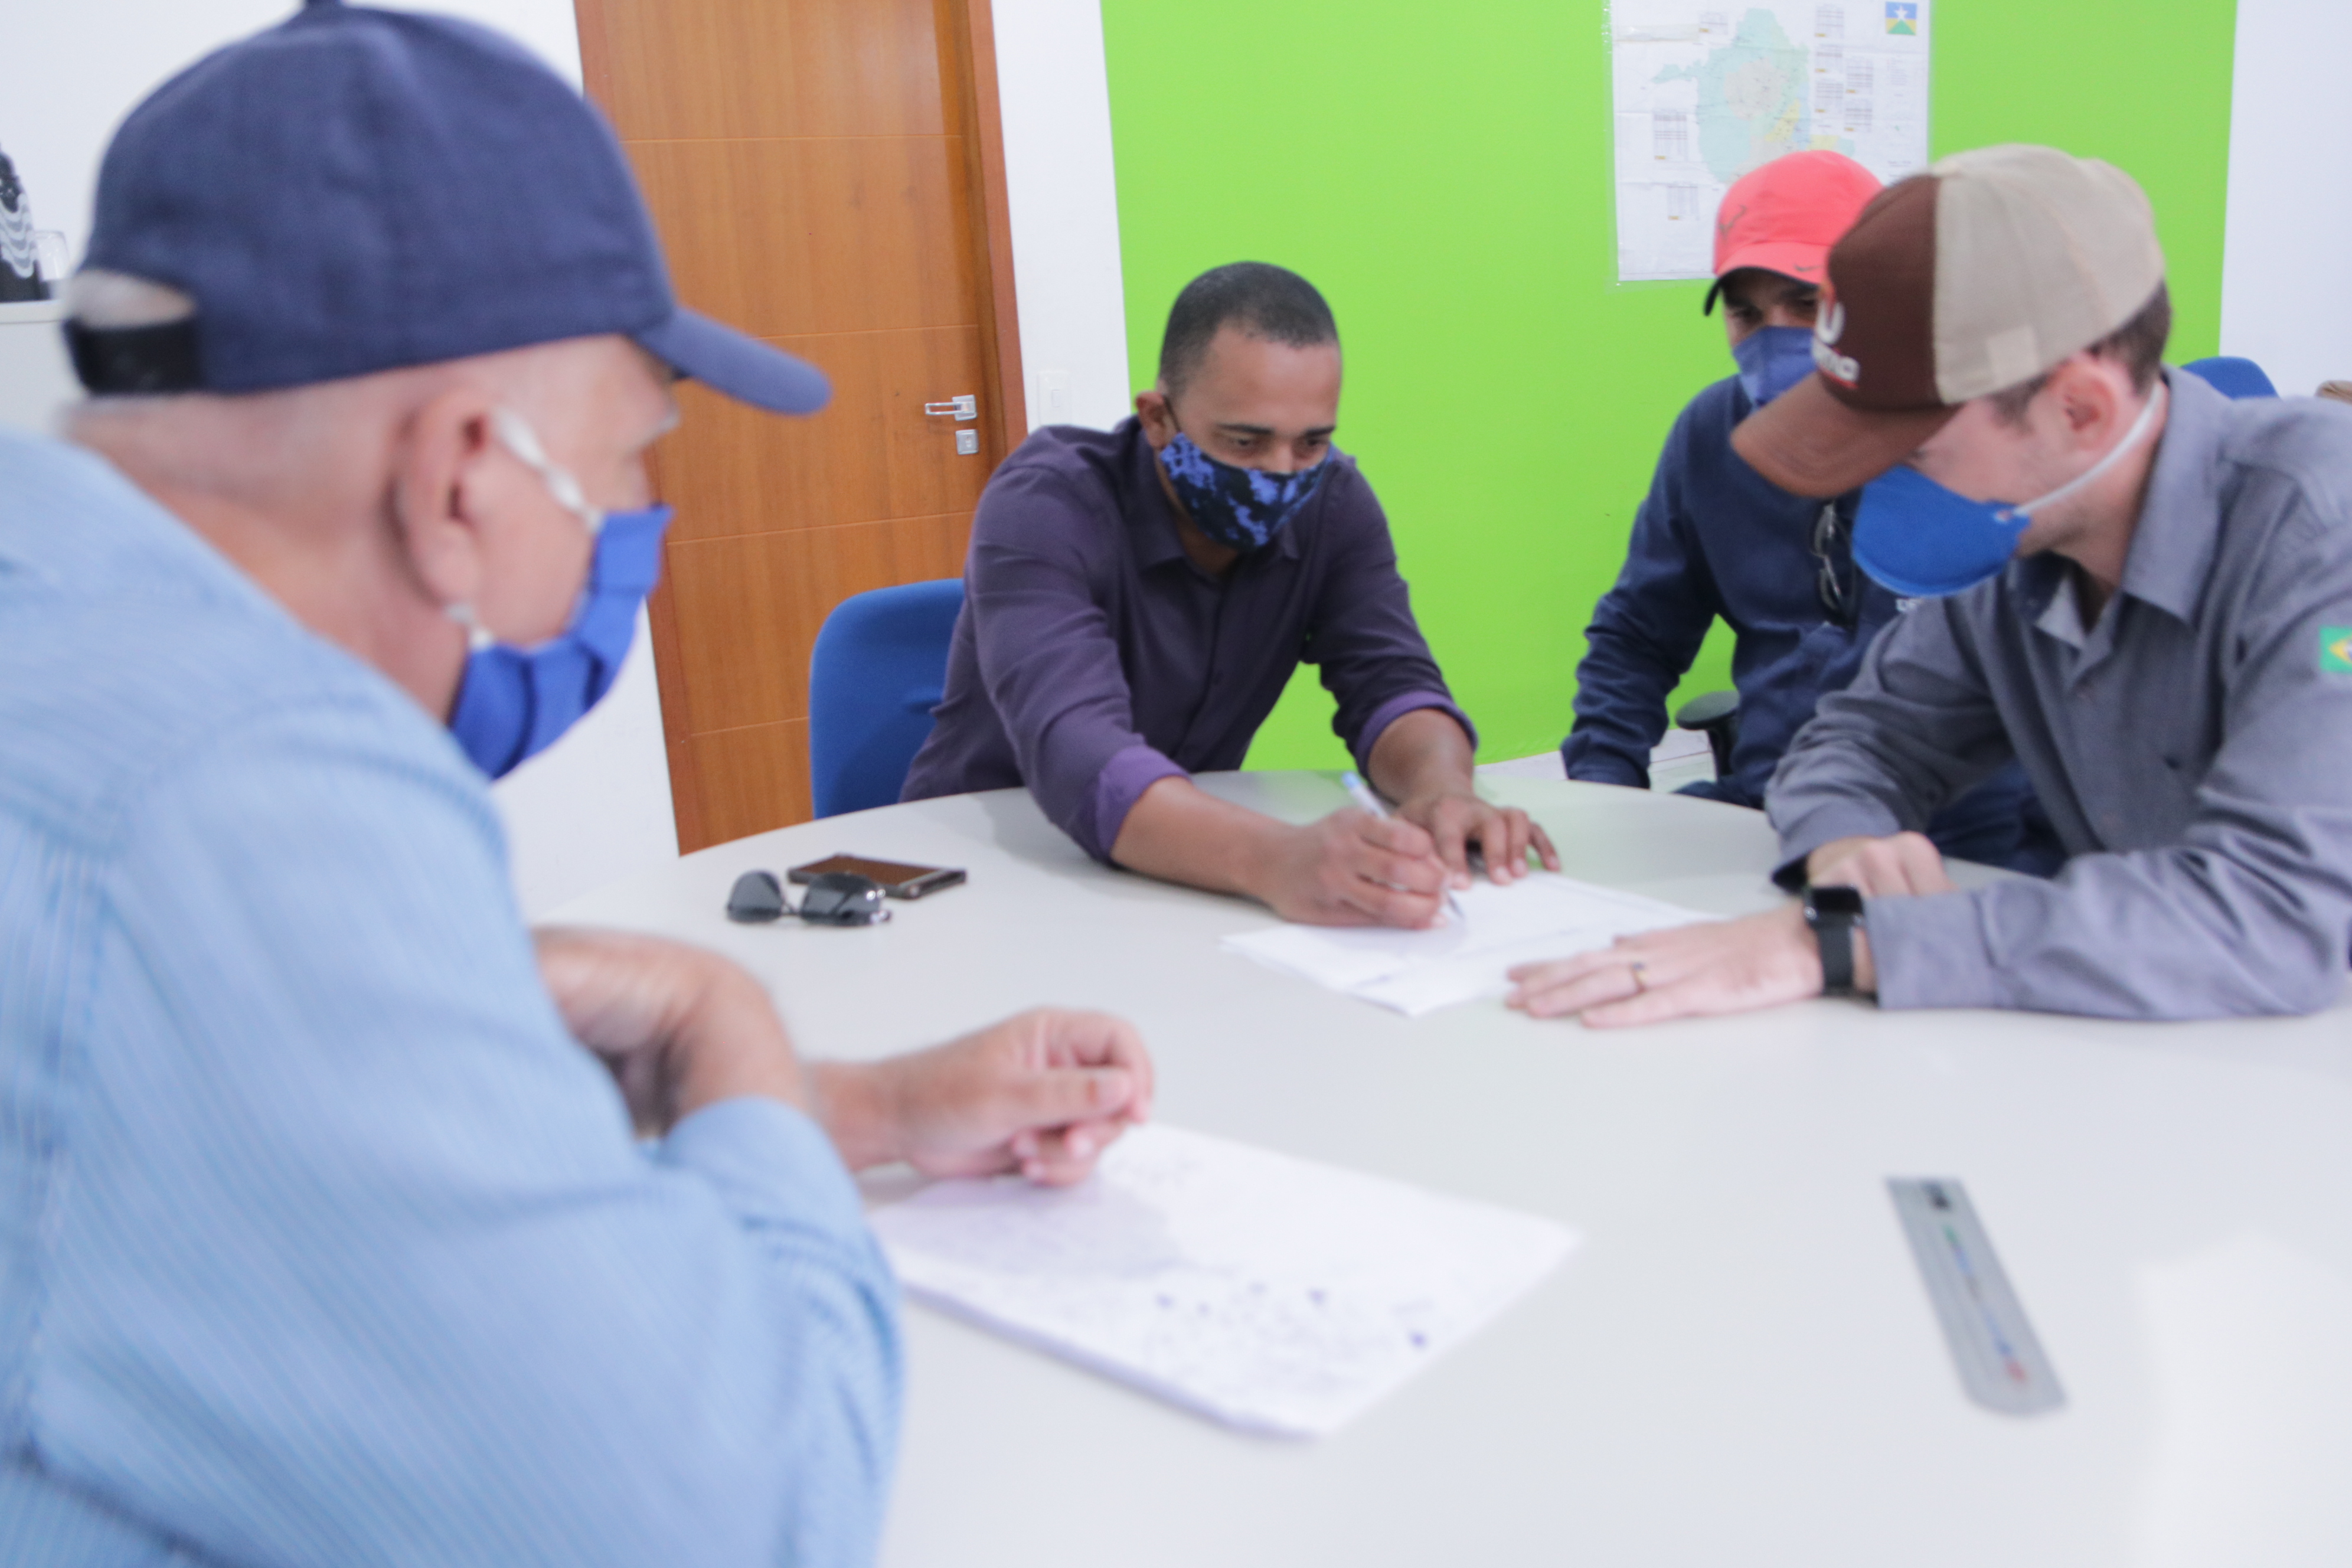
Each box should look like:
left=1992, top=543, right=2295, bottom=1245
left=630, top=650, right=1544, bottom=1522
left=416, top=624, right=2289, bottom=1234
left=1339, top=771, right=1468, bottom=927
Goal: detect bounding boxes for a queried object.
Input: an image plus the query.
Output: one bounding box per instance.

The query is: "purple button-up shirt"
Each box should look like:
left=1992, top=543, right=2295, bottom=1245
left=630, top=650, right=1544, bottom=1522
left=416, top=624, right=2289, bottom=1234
left=902, top=419, right=1471, bottom=861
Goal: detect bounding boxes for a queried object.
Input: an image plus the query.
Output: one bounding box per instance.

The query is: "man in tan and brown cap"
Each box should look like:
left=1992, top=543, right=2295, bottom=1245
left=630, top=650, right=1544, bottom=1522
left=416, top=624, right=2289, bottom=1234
left=1509, top=143, right=2352, bottom=1024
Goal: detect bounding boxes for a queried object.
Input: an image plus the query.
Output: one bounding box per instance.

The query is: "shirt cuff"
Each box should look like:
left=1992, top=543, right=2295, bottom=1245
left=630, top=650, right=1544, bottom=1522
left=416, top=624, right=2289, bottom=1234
left=1084, top=743, right=1191, bottom=864
left=1769, top=798, right=1908, bottom=888
left=1353, top=691, right=1476, bottom=773
left=1560, top=736, right=1649, bottom=789
left=656, top=1097, right=866, bottom=1240
left=1863, top=891, right=2004, bottom=1010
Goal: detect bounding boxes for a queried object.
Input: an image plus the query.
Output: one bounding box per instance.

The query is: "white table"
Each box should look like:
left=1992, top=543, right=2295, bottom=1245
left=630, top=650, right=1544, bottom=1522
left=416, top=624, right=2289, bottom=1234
left=550, top=773, right=2352, bottom=1567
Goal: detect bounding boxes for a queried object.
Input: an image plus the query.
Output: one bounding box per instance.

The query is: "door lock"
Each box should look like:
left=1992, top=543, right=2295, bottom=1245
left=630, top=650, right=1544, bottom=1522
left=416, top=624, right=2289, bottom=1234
left=924, top=394, right=979, bottom=422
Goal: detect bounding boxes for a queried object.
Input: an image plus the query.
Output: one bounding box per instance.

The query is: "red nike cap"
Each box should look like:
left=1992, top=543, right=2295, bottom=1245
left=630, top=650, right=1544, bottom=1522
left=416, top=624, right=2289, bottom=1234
left=1704, top=150, right=1882, bottom=315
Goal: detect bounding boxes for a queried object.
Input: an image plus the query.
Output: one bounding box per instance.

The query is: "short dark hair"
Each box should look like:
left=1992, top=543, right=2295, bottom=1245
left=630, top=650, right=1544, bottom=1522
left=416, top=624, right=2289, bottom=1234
left=1988, top=281, right=2171, bottom=426
left=1158, top=262, right=1338, bottom=397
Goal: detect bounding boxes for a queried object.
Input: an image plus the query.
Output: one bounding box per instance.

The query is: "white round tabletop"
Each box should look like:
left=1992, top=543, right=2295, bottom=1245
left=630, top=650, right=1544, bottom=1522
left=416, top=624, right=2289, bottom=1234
left=547, top=772, right=2352, bottom=1567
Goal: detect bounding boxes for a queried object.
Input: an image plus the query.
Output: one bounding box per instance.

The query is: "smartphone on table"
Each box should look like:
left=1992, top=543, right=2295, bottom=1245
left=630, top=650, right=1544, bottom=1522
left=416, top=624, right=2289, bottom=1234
left=787, top=854, right=966, bottom=900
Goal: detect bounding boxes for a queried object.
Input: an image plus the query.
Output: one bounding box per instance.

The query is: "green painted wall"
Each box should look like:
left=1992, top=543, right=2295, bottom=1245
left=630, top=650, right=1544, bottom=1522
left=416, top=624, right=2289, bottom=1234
left=1098, top=1, right=2237, bottom=770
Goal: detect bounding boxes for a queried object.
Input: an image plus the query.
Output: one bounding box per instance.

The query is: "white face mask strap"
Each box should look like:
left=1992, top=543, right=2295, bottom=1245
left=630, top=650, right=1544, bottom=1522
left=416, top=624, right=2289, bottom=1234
left=491, top=407, right=605, bottom=535
left=2016, top=377, right=2167, bottom=520
left=445, top=600, right=495, bottom=652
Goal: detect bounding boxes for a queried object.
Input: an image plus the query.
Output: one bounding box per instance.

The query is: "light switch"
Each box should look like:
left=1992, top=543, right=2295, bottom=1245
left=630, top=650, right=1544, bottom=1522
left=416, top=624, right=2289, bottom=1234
left=956, top=429, right=979, bottom=456
left=1039, top=367, right=1072, bottom=423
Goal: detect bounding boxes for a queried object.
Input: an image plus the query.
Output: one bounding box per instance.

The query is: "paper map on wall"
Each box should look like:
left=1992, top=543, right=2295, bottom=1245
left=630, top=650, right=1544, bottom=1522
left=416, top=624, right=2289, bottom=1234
left=1609, top=1, right=1930, bottom=281
left=870, top=1125, right=1577, bottom=1437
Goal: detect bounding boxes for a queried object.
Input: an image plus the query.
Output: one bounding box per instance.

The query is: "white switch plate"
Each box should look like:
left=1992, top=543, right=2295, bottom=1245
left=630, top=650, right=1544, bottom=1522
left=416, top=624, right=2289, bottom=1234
left=1039, top=367, right=1072, bottom=423
left=956, top=429, right=979, bottom=455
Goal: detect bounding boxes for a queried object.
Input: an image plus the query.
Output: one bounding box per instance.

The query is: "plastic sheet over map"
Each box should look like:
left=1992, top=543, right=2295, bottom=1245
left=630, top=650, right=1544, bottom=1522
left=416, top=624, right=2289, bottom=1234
left=1609, top=1, right=1931, bottom=281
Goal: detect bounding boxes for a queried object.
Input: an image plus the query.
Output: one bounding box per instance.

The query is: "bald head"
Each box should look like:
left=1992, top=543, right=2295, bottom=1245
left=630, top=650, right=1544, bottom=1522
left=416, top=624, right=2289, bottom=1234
left=68, top=335, right=675, bottom=722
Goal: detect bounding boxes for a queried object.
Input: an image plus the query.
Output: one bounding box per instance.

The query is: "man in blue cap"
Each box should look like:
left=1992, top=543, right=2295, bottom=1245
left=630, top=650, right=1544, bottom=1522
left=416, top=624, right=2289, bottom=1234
left=0, top=6, right=1152, bottom=1563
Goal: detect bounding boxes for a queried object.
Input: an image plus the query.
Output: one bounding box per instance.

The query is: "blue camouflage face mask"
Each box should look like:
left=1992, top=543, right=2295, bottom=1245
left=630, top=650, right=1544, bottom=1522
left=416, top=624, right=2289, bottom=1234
left=1159, top=429, right=1329, bottom=552
left=445, top=410, right=672, bottom=778
left=1853, top=380, right=2167, bottom=598
left=1733, top=325, right=1818, bottom=407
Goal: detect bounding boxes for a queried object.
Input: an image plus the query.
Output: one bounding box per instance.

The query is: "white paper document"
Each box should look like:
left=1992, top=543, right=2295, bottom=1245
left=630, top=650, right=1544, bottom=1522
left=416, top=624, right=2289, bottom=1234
left=869, top=1125, right=1576, bottom=1438
left=1609, top=1, right=1932, bottom=280
left=1222, top=871, right=1711, bottom=1016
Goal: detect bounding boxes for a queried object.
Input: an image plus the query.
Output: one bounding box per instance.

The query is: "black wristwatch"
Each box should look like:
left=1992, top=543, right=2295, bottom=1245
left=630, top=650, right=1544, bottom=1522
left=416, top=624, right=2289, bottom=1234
left=1803, top=885, right=1866, bottom=998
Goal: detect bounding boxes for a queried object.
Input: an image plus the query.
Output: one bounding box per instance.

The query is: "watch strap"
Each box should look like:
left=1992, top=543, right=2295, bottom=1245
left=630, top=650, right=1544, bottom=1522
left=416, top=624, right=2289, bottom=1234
left=1804, top=888, right=1862, bottom=998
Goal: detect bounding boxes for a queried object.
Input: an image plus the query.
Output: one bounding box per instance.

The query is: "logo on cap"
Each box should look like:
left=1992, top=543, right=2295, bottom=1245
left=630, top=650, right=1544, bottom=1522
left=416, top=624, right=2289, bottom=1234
left=1812, top=293, right=1860, bottom=387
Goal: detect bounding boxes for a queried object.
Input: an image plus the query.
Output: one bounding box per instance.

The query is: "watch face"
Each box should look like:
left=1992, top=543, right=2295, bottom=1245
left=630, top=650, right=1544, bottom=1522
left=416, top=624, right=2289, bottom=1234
left=1809, top=885, right=1866, bottom=917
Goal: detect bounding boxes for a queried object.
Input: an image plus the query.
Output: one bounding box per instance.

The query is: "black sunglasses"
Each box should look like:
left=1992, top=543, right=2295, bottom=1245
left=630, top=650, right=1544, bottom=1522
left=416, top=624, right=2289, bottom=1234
left=726, top=870, right=891, bottom=927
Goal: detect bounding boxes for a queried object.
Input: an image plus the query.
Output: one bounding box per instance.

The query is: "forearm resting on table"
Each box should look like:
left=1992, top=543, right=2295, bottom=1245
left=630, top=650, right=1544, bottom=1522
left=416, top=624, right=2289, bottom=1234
left=807, top=1061, right=900, bottom=1172
left=1108, top=774, right=1293, bottom=900
left=1365, top=708, right=1476, bottom=804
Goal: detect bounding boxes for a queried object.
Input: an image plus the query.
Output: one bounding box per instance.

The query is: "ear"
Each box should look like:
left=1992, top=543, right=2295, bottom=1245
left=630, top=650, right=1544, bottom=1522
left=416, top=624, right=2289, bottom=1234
left=1133, top=385, right=1177, bottom=450
left=2051, top=357, right=2126, bottom=450
left=388, top=381, right=518, bottom=611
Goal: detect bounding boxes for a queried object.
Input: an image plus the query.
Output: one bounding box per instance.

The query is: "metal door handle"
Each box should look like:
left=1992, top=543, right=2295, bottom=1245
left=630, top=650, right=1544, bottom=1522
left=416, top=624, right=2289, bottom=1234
left=923, top=395, right=978, bottom=422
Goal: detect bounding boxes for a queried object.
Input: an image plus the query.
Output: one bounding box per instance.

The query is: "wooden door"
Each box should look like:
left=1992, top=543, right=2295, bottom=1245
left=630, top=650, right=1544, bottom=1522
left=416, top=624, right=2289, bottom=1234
left=573, top=0, right=1024, bottom=852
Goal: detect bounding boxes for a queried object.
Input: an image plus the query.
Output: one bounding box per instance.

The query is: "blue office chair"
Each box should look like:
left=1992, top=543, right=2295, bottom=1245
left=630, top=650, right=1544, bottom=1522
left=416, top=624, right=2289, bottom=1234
left=807, top=578, right=965, bottom=819
left=2183, top=356, right=2278, bottom=399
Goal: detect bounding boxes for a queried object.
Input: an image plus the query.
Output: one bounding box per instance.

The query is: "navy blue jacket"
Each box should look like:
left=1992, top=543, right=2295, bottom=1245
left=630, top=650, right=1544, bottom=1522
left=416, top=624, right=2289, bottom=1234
left=1562, top=375, right=2048, bottom=870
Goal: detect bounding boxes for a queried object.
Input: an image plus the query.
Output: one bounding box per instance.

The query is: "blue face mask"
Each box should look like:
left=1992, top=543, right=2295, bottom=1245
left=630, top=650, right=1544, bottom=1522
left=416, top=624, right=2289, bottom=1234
left=445, top=410, right=672, bottom=779
left=1853, top=381, right=2168, bottom=599
left=1733, top=325, right=1817, bottom=407
left=1159, top=429, right=1329, bottom=553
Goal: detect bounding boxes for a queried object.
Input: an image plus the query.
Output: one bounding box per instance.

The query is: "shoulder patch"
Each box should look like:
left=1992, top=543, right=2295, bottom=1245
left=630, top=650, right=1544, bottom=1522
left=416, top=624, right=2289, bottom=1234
left=2321, top=626, right=2352, bottom=674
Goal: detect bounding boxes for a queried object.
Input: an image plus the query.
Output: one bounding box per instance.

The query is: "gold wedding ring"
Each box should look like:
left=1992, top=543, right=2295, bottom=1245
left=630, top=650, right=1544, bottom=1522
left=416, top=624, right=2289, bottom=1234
left=1628, top=961, right=1648, bottom=994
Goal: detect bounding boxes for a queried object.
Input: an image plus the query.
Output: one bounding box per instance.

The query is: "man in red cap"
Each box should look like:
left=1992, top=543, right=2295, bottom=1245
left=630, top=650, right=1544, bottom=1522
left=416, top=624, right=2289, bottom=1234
left=1561, top=151, right=2047, bottom=871
left=1515, top=145, right=2352, bottom=1025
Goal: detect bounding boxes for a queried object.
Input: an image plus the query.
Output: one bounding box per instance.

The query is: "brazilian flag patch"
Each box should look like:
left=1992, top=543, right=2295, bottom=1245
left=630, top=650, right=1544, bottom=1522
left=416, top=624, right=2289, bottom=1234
left=2324, top=628, right=2352, bottom=674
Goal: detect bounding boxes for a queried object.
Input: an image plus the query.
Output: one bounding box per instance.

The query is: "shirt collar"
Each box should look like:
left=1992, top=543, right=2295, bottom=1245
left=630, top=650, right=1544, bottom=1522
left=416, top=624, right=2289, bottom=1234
left=1118, top=416, right=1308, bottom=570
left=2114, top=366, right=2230, bottom=625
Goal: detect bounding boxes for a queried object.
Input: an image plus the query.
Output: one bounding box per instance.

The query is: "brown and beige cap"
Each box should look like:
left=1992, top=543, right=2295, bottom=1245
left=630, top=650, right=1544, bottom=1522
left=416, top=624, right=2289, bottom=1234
left=1732, top=143, right=2166, bottom=498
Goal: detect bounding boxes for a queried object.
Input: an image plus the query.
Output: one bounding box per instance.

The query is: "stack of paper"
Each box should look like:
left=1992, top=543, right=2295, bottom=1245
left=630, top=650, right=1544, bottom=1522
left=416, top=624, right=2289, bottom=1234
left=869, top=1125, right=1576, bottom=1437
left=1221, top=871, right=1710, bottom=1015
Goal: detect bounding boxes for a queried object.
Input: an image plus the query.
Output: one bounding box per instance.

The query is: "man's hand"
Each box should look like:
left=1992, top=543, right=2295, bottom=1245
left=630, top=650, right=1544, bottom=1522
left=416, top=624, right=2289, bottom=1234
left=534, top=927, right=805, bottom=1135
left=1505, top=901, right=1873, bottom=1026
left=1247, top=808, right=1453, bottom=927
left=814, top=1010, right=1152, bottom=1186
left=1362, top=708, right=1560, bottom=888
left=1806, top=832, right=1953, bottom=897
left=1396, top=789, right=1562, bottom=886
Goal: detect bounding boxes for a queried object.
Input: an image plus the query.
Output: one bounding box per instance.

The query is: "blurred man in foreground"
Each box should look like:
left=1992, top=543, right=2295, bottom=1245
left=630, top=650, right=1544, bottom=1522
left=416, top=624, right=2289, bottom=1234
left=0, top=6, right=1148, bottom=1564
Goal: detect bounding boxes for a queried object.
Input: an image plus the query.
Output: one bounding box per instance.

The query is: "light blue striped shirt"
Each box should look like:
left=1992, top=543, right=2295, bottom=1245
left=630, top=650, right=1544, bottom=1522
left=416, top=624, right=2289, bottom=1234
left=0, top=431, right=901, bottom=1565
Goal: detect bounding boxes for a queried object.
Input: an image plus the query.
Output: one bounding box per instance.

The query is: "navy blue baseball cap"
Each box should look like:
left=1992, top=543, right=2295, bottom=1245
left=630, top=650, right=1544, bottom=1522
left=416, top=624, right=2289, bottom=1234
left=70, top=0, right=827, bottom=413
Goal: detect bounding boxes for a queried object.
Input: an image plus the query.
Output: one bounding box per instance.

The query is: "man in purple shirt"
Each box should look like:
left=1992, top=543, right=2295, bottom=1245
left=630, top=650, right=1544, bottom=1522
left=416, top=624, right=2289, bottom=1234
left=904, top=263, right=1554, bottom=927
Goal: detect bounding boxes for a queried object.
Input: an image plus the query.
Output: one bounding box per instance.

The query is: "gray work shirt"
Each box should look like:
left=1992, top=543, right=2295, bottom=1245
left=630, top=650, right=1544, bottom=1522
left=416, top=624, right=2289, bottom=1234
left=1768, top=368, right=2352, bottom=1018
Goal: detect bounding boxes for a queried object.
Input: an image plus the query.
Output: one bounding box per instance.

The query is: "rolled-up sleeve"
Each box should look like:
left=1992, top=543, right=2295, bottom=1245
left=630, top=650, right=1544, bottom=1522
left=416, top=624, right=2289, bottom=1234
left=1855, top=510, right=2352, bottom=1018
left=965, top=463, right=1184, bottom=860
left=1766, top=592, right=2017, bottom=880
left=1304, top=465, right=1475, bottom=769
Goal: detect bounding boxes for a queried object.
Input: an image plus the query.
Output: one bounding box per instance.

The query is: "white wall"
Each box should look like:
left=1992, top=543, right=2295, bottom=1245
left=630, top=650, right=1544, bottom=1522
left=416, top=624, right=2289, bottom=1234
left=2219, top=0, right=2352, bottom=397
left=0, top=302, right=77, bottom=433
left=992, top=0, right=1133, bottom=430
